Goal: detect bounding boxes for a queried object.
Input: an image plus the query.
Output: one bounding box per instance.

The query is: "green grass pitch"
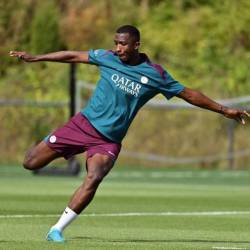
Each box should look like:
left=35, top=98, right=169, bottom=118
left=0, top=165, right=250, bottom=250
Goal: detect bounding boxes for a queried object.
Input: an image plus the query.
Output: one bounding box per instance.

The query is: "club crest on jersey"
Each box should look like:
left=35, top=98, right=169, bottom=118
left=49, top=135, right=57, bottom=143
left=94, top=49, right=100, bottom=56
left=111, top=74, right=142, bottom=97
left=140, top=76, right=148, bottom=84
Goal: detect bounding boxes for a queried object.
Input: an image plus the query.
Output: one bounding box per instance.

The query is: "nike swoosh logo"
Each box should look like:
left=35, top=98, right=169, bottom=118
left=108, top=151, right=115, bottom=157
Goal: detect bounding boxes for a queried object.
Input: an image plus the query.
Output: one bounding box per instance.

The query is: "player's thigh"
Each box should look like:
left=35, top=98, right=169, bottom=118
left=86, top=153, right=115, bottom=180
left=24, top=141, right=61, bottom=169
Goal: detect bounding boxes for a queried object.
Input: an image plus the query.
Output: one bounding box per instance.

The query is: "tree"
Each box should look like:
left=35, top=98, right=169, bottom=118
left=30, top=1, right=62, bottom=54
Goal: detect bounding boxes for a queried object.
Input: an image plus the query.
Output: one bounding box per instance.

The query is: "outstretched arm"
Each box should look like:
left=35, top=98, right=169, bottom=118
left=9, top=51, right=89, bottom=63
left=177, top=87, right=250, bottom=124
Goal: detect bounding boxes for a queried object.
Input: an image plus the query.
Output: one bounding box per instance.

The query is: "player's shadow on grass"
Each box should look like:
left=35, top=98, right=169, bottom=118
left=71, top=236, right=250, bottom=244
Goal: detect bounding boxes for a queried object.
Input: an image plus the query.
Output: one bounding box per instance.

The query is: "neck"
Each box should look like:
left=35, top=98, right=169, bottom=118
left=126, top=52, right=142, bottom=66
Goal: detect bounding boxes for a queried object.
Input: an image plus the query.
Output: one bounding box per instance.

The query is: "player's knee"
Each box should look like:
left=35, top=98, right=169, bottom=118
left=22, top=158, right=34, bottom=170
left=23, top=155, right=40, bottom=170
left=86, top=171, right=104, bottom=187
left=23, top=149, right=35, bottom=170
left=85, top=155, right=114, bottom=188
left=22, top=147, right=44, bottom=170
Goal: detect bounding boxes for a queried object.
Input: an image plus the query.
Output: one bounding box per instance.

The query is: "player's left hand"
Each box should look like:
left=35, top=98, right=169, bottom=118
left=223, top=108, right=250, bottom=125
left=9, top=51, right=35, bottom=62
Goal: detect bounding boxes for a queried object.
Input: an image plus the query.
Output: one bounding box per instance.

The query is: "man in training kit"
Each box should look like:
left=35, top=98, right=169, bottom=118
left=9, top=25, right=249, bottom=243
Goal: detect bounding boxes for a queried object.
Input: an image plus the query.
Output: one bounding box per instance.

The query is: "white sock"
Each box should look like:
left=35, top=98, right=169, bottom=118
left=51, top=207, right=78, bottom=232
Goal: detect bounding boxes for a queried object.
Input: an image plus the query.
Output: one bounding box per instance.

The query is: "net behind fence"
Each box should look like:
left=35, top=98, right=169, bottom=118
left=0, top=105, right=68, bottom=164
left=76, top=81, right=250, bottom=169
left=1, top=82, right=250, bottom=169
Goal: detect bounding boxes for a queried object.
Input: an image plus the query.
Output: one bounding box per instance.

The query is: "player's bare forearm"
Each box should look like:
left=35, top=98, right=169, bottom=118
left=34, top=51, right=89, bottom=63
left=177, top=87, right=223, bottom=113
left=9, top=51, right=89, bottom=63
left=177, top=87, right=250, bottom=124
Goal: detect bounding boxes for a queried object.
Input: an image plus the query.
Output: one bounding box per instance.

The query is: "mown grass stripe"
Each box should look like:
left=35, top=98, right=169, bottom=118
left=1, top=211, right=250, bottom=218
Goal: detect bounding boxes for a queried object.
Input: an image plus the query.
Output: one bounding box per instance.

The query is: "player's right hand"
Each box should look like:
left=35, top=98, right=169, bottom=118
left=222, top=107, right=250, bottom=125
left=9, top=51, right=35, bottom=62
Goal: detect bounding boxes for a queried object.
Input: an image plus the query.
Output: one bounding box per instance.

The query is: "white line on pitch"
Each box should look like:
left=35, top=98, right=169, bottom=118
left=212, top=247, right=247, bottom=250
left=1, top=211, right=250, bottom=219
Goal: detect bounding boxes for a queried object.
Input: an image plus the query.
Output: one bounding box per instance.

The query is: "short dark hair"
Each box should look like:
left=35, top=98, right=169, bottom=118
left=116, top=25, right=140, bottom=42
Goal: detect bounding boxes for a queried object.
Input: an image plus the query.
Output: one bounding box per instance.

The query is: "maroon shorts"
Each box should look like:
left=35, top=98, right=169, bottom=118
left=45, top=113, right=121, bottom=161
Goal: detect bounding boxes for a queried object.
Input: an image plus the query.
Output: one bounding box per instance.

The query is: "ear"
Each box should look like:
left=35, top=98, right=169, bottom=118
left=134, top=41, right=140, bottom=50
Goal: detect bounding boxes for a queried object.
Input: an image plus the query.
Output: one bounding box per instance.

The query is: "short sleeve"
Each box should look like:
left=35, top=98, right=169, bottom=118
left=88, top=49, right=107, bottom=65
left=159, top=70, right=185, bottom=100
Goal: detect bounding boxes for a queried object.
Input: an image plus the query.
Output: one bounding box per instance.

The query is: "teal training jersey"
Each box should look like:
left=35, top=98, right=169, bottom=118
left=82, top=49, right=185, bottom=143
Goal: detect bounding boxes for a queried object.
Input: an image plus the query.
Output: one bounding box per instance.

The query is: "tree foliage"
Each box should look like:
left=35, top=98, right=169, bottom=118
left=1, top=0, right=249, bottom=94
left=30, top=1, right=62, bottom=54
left=0, top=0, right=250, bottom=165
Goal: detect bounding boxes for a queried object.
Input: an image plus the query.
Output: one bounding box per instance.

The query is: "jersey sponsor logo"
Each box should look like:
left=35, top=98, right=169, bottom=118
left=49, top=135, right=57, bottom=143
left=111, top=74, right=142, bottom=97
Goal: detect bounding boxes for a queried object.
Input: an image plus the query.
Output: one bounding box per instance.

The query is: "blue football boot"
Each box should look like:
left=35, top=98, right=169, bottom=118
left=46, top=228, right=65, bottom=243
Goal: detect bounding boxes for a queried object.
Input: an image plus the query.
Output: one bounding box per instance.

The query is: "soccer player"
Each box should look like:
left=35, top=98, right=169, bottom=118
left=9, top=25, right=249, bottom=243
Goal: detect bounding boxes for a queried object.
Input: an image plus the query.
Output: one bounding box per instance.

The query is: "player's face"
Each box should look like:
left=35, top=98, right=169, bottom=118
left=114, top=33, right=140, bottom=62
